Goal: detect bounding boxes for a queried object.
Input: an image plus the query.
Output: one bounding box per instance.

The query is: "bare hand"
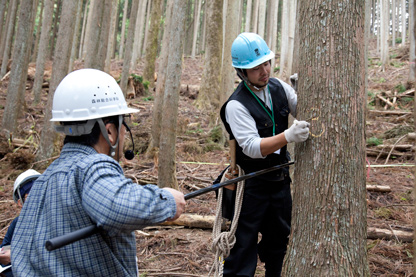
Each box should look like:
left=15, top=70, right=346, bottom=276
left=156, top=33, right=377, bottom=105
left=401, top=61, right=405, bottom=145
left=0, top=247, right=11, bottom=265
left=162, top=188, right=185, bottom=221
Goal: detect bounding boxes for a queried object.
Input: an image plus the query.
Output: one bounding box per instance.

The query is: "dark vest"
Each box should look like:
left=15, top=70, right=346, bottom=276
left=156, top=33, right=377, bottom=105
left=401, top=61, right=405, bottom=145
left=220, top=78, right=290, bottom=180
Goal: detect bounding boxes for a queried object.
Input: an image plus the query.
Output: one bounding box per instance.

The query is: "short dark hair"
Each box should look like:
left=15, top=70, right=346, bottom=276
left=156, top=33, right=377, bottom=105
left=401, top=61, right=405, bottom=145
left=63, top=115, right=120, bottom=147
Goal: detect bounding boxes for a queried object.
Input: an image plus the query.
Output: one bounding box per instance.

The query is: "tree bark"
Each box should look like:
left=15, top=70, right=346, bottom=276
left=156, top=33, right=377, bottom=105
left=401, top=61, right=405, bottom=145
left=158, top=0, right=186, bottom=189
left=33, top=0, right=54, bottom=103
left=143, top=0, right=162, bottom=87
left=195, top=0, right=223, bottom=112
left=0, top=0, right=18, bottom=77
left=191, top=0, right=202, bottom=58
left=283, top=1, right=369, bottom=276
left=37, top=0, right=79, bottom=161
left=2, top=0, right=37, bottom=134
left=119, top=0, right=140, bottom=96
left=118, top=0, right=128, bottom=59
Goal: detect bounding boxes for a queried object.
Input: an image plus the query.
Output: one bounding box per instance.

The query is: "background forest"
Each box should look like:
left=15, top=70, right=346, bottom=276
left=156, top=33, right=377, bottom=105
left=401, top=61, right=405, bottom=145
left=0, top=0, right=416, bottom=276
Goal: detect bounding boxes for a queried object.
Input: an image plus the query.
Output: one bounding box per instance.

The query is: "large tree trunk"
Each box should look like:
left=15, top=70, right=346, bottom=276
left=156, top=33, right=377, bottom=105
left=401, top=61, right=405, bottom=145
left=283, top=1, right=369, bottom=276
left=158, top=0, right=186, bottom=189
left=37, top=0, right=79, bottom=161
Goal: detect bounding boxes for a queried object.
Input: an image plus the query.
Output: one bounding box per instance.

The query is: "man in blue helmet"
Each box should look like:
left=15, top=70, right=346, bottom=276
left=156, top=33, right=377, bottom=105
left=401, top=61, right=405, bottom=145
left=220, top=33, right=310, bottom=276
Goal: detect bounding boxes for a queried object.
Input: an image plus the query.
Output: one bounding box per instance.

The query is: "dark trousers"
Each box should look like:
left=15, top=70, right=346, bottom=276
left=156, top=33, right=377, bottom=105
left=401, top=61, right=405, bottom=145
left=223, top=175, right=292, bottom=277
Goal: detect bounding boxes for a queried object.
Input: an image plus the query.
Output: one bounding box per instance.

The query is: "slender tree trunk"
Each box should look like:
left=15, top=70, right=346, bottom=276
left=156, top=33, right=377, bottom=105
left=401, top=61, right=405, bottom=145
left=33, top=0, right=54, bottom=103
left=31, top=0, right=44, bottom=62
left=2, top=0, right=36, bottom=134
left=95, top=0, right=112, bottom=70
left=0, top=0, right=18, bottom=77
left=409, top=0, right=415, bottom=83
left=68, top=0, right=83, bottom=72
left=105, top=0, right=119, bottom=71
left=402, top=0, right=406, bottom=45
left=283, top=1, right=369, bottom=275
left=392, top=0, right=396, bottom=47
left=143, top=0, right=162, bottom=86
left=131, top=0, right=147, bottom=66
left=158, top=0, right=186, bottom=189
left=142, top=0, right=152, bottom=56
left=380, top=0, right=389, bottom=69
left=0, top=0, right=7, bottom=49
left=245, top=0, right=252, bottom=32
left=118, top=0, right=128, bottom=59
left=84, top=0, right=104, bottom=69
left=257, top=0, right=266, bottom=38
left=37, top=0, right=79, bottom=161
left=191, top=0, right=202, bottom=58
left=195, top=0, right=223, bottom=113
left=251, top=0, right=259, bottom=34
left=147, top=0, right=173, bottom=155
left=119, top=0, right=139, bottom=95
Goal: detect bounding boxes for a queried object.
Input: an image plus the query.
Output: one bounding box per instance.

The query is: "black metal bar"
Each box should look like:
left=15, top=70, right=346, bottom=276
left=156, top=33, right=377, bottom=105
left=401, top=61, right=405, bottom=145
left=184, top=161, right=294, bottom=200
left=45, top=161, right=294, bottom=251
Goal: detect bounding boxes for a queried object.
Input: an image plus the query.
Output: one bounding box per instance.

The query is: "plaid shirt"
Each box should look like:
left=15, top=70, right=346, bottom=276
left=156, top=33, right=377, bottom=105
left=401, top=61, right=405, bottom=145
left=11, top=143, right=176, bottom=276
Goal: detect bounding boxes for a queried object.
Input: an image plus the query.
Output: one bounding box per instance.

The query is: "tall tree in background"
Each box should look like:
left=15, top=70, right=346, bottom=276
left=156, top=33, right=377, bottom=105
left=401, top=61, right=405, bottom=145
left=380, top=0, right=389, bottom=70
left=283, top=0, right=369, bottom=275
left=195, top=0, right=223, bottom=113
left=119, top=0, right=140, bottom=95
left=2, top=0, right=37, bottom=134
left=37, top=0, right=79, bottom=161
left=147, top=0, right=173, bottom=156
left=33, top=0, right=54, bottom=103
left=158, top=0, right=186, bottom=189
left=104, top=0, right=119, bottom=72
left=409, top=0, right=415, bottom=84
left=118, top=0, right=129, bottom=59
left=0, top=0, right=18, bottom=77
left=191, top=0, right=202, bottom=58
left=143, top=0, right=162, bottom=87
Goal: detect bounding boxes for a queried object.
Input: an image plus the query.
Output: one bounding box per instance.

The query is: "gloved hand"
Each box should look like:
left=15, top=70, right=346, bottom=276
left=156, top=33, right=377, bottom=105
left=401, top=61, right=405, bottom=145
left=284, top=120, right=310, bottom=143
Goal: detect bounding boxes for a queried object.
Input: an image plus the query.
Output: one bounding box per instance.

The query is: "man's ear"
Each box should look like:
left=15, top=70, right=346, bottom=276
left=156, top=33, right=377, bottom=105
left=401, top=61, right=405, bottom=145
left=106, top=123, right=118, bottom=146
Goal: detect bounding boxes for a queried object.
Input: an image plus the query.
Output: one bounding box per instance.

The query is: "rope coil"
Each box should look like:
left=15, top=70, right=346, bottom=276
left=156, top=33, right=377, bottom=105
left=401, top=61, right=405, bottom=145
left=209, top=165, right=245, bottom=277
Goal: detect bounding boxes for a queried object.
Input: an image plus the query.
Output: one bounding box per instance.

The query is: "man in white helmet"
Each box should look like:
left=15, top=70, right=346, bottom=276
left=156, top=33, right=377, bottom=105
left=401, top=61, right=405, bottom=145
left=0, top=169, right=40, bottom=277
left=219, top=33, right=309, bottom=276
left=11, top=69, right=185, bottom=276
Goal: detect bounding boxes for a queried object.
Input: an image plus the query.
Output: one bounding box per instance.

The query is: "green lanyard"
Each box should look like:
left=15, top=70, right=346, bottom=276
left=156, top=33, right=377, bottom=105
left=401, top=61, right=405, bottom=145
left=244, top=82, right=275, bottom=136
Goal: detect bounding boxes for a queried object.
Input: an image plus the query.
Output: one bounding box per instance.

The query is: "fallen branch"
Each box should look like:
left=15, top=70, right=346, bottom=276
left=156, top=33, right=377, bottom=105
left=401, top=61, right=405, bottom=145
left=376, top=94, right=398, bottom=109
left=367, top=227, right=413, bottom=243
left=159, top=213, right=229, bottom=230
left=366, top=149, right=413, bottom=158
left=366, top=185, right=391, bottom=192
left=368, top=110, right=411, bottom=116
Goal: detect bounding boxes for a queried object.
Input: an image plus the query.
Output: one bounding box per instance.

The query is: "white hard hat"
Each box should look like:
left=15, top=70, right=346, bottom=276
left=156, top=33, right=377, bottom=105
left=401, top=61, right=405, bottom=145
left=51, top=68, right=139, bottom=122
left=13, top=169, right=41, bottom=203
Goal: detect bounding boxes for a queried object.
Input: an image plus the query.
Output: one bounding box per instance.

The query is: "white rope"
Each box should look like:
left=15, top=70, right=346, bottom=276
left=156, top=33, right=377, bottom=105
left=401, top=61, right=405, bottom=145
left=209, top=165, right=245, bottom=277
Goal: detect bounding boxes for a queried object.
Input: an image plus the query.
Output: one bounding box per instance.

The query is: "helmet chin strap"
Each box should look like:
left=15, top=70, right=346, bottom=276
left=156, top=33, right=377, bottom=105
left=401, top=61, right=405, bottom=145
left=97, top=115, right=123, bottom=159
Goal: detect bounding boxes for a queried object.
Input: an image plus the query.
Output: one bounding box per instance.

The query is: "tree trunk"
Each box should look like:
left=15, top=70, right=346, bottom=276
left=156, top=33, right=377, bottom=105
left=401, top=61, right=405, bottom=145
left=409, top=0, right=415, bottom=83
left=118, top=0, right=128, bottom=59
left=2, top=0, right=37, bottom=134
left=119, top=0, right=139, bottom=96
left=158, top=0, right=186, bottom=189
left=380, top=0, right=389, bottom=69
left=131, top=0, right=147, bottom=65
left=147, top=0, right=173, bottom=156
left=78, top=0, right=89, bottom=59
left=251, top=0, right=259, bottom=33
left=104, top=0, right=119, bottom=72
left=191, top=0, right=202, bottom=58
left=257, top=0, right=266, bottom=38
left=0, top=0, right=18, bottom=77
left=402, top=0, right=406, bottom=45
left=37, top=0, right=79, bottom=161
left=84, top=0, right=106, bottom=69
left=68, top=0, right=84, bottom=72
left=283, top=1, right=369, bottom=276
left=143, top=0, right=162, bottom=87
left=33, top=0, right=54, bottom=103
left=245, top=0, right=252, bottom=32
left=195, top=0, right=223, bottom=112
left=31, top=0, right=44, bottom=62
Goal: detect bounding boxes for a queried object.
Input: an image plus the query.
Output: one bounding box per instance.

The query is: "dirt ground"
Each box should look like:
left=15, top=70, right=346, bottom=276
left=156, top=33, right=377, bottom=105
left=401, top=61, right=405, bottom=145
left=0, top=45, right=415, bottom=276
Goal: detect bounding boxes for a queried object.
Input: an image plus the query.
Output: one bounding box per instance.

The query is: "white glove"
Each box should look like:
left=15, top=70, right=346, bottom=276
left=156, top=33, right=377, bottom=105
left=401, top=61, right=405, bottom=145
left=284, top=120, right=310, bottom=143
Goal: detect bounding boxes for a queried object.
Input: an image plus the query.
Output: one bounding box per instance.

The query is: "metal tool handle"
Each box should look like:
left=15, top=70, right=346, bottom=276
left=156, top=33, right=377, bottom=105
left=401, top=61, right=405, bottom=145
left=45, top=225, right=98, bottom=251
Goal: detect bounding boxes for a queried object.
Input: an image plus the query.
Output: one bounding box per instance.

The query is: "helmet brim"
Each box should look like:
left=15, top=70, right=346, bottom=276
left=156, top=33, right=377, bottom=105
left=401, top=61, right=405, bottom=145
left=233, top=51, right=275, bottom=69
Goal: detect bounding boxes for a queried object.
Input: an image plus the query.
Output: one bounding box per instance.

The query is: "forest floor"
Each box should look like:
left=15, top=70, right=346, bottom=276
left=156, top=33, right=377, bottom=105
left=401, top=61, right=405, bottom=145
left=0, top=43, right=415, bottom=276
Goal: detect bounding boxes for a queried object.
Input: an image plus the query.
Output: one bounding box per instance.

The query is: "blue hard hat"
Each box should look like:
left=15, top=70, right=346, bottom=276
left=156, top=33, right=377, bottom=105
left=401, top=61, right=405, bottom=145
left=231, top=33, right=275, bottom=69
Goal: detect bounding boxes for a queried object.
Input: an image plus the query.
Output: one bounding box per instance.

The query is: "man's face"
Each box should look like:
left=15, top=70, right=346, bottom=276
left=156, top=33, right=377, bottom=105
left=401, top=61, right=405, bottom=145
left=246, top=61, right=271, bottom=88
